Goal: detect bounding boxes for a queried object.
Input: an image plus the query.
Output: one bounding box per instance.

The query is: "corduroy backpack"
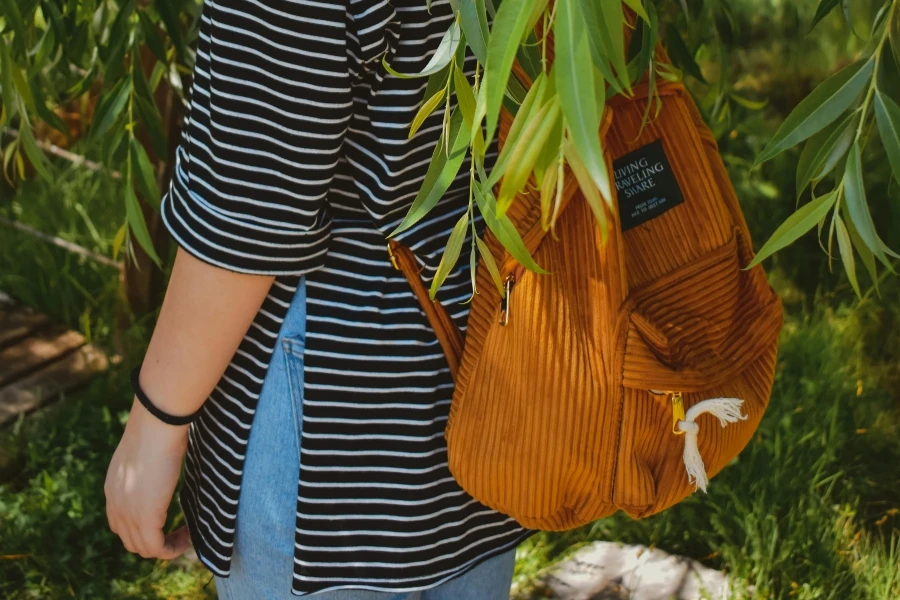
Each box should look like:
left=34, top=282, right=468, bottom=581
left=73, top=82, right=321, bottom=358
left=388, top=41, right=783, bottom=531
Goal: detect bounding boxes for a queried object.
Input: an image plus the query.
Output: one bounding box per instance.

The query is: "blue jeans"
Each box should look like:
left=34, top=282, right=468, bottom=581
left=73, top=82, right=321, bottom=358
left=214, top=278, right=516, bottom=599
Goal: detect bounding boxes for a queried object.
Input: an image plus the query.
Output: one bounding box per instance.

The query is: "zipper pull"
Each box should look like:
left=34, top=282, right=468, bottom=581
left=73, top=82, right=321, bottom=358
left=499, top=274, right=515, bottom=326
left=387, top=242, right=400, bottom=271
left=671, top=391, right=686, bottom=435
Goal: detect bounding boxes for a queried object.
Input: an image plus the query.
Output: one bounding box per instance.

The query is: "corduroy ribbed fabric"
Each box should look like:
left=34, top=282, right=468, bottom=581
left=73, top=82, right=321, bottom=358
left=391, top=63, right=782, bottom=531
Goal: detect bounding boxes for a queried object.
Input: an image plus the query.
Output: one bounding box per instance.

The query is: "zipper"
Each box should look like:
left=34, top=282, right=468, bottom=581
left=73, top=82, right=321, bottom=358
left=650, top=390, right=686, bottom=435
left=498, top=263, right=526, bottom=326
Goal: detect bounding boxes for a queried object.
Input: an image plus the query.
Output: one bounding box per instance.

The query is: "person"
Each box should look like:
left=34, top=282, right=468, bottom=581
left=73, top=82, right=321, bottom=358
left=104, top=0, right=531, bottom=597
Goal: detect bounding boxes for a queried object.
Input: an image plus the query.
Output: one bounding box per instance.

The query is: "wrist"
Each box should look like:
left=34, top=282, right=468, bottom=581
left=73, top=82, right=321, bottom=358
left=127, top=398, right=190, bottom=454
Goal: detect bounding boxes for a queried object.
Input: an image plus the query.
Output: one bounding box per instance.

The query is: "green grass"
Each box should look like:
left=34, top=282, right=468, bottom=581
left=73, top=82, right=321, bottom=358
left=0, top=164, right=126, bottom=347
left=512, top=299, right=900, bottom=600
left=0, top=371, right=215, bottom=599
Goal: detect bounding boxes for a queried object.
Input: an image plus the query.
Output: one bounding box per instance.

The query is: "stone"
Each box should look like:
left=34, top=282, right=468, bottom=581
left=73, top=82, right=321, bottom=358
left=534, top=542, right=732, bottom=600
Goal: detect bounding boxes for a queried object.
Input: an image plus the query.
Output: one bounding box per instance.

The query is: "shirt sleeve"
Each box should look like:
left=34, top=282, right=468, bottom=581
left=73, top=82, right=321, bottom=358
left=160, top=0, right=355, bottom=276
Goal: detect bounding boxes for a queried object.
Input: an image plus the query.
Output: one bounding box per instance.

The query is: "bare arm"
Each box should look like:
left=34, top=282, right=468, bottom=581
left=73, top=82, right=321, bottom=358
left=105, top=248, right=274, bottom=559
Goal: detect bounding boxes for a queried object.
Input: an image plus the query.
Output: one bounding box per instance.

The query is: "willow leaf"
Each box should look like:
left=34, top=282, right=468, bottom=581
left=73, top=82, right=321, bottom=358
left=453, top=66, right=476, bottom=128
left=488, top=72, right=547, bottom=187
left=410, top=89, right=445, bottom=138
left=747, top=191, right=838, bottom=268
left=392, top=110, right=470, bottom=236
left=795, top=111, right=854, bottom=198
left=843, top=206, right=879, bottom=295
left=844, top=141, right=891, bottom=267
left=596, top=0, right=630, bottom=92
left=89, top=79, right=131, bottom=142
left=565, top=141, right=608, bottom=242
left=833, top=215, right=860, bottom=297
left=0, top=40, right=17, bottom=118
left=0, top=0, right=27, bottom=53
left=810, top=0, right=840, bottom=32
left=622, top=0, right=650, bottom=22
left=430, top=212, right=470, bottom=299
left=386, top=20, right=461, bottom=78
left=874, top=91, right=900, bottom=186
left=130, top=138, right=161, bottom=209
left=155, top=0, right=185, bottom=61
left=124, top=185, right=162, bottom=267
left=474, top=185, right=547, bottom=273
left=756, top=59, right=872, bottom=165
left=453, top=0, right=490, bottom=63
left=497, top=100, right=561, bottom=212
left=556, top=0, right=611, bottom=204
left=476, top=236, right=505, bottom=297
left=484, top=0, right=537, bottom=142
left=19, top=126, right=52, bottom=181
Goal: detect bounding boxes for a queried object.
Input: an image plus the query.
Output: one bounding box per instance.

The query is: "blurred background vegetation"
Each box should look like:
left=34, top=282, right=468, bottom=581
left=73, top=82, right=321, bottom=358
left=1, top=0, right=899, bottom=598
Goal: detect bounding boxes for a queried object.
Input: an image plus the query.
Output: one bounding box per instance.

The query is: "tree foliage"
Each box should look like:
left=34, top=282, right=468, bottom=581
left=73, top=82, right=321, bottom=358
left=1, top=0, right=898, bottom=297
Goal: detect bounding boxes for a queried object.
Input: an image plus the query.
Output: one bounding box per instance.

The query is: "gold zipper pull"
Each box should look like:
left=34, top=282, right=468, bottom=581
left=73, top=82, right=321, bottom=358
left=671, top=391, right=686, bottom=435
left=499, top=274, right=515, bottom=326
left=387, top=243, right=400, bottom=271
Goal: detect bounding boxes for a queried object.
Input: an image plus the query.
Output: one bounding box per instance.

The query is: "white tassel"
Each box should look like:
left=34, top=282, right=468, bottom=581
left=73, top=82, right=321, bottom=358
left=676, top=398, right=747, bottom=493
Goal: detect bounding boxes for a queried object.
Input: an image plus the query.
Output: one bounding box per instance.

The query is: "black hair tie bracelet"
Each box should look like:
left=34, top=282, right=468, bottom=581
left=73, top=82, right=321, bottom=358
left=130, top=365, right=201, bottom=426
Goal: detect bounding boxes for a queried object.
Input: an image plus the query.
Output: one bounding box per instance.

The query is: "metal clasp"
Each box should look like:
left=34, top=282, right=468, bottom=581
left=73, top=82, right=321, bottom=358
left=671, top=391, right=686, bottom=435
left=387, top=243, right=400, bottom=270
left=499, top=275, right=515, bottom=326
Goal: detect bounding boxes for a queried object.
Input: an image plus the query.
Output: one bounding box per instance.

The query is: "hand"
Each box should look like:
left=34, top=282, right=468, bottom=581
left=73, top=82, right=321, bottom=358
left=105, top=398, right=192, bottom=560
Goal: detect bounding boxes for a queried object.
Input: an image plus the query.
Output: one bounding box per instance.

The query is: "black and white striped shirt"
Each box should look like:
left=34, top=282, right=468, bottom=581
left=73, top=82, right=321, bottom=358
left=160, top=0, right=529, bottom=594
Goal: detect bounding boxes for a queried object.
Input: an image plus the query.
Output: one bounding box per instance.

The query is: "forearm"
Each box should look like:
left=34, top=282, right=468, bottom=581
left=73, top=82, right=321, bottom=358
left=137, top=247, right=275, bottom=417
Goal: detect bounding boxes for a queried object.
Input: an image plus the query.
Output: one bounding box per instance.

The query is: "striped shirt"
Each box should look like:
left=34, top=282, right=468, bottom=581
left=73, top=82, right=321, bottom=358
left=160, top=0, right=529, bottom=594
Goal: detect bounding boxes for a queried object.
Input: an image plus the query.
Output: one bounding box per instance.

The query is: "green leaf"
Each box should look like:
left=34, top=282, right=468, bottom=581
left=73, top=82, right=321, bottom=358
left=89, top=79, right=132, bottom=142
left=391, top=109, right=470, bottom=236
left=596, top=0, right=631, bottom=92
left=891, top=8, right=900, bottom=72
left=747, top=191, right=838, bottom=268
left=385, top=19, right=460, bottom=78
left=155, top=0, right=185, bottom=61
left=0, top=38, right=16, bottom=118
left=833, top=215, right=860, bottom=297
left=874, top=91, right=900, bottom=186
left=453, top=65, right=477, bottom=129
left=565, top=140, right=608, bottom=241
left=497, top=99, right=561, bottom=212
left=410, top=89, right=445, bottom=138
left=18, top=126, right=52, bottom=181
left=484, top=0, right=537, bottom=142
left=755, top=59, right=873, bottom=165
left=729, top=93, right=767, bottom=111
left=488, top=72, right=547, bottom=187
left=138, top=10, right=168, bottom=65
left=810, top=0, right=840, bottom=32
left=516, top=30, right=544, bottom=82
left=453, top=0, right=490, bottom=63
left=124, top=185, right=162, bottom=267
left=29, top=76, right=70, bottom=137
left=476, top=236, right=505, bottom=297
left=130, top=138, right=161, bottom=209
left=795, top=111, right=855, bottom=198
left=622, top=0, right=650, bottom=22
left=429, top=212, right=470, bottom=299
left=843, top=141, right=892, bottom=267
left=843, top=207, right=878, bottom=295
left=473, top=184, right=547, bottom=273
left=556, top=0, right=611, bottom=204
left=0, top=0, right=27, bottom=54
left=10, top=64, right=34, bottom=112
left=133, top=62, right=168, bottom=158
left=576, top=0, right=627, bottom=96
left=112, top=222, right=128, bottom=261
left=665, top=28, right=706, bottom=84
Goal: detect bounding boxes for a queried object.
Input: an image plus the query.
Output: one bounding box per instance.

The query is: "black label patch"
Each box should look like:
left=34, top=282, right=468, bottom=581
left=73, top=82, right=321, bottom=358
left=613, top=139, right=684, bottom=231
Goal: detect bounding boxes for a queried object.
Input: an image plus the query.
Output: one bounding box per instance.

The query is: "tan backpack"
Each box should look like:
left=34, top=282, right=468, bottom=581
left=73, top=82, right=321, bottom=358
left=388, top=47, right=783, bottom=531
